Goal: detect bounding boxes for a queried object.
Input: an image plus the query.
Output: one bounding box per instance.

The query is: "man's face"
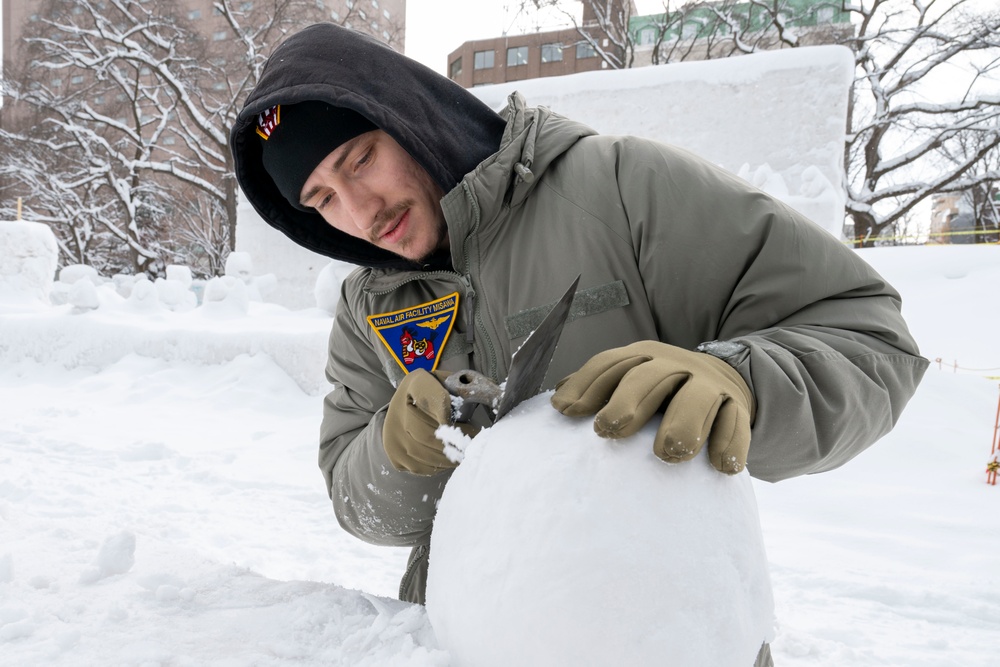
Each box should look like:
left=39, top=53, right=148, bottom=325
left=298, top=130, right=448, bottom=262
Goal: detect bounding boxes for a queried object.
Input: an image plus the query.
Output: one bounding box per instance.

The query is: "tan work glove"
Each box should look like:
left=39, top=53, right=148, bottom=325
left=384, top=369, right=478, bottom=476
left=551, top=341, right=755, bottom=474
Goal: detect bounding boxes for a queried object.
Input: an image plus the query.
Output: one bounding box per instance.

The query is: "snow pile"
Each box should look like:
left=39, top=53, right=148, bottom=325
left=225, top=251, right=277, bottom=303
left=0, top=220, right=59, bottom=305
left=0, top=246, right=998, bottom=665
left=472, top=45, right=853, bottom=238
left=427, top=393, right=774, bottom=667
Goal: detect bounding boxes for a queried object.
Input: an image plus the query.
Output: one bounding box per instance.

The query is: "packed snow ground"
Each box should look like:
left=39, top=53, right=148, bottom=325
left=1, top=244, right=998, bottom=665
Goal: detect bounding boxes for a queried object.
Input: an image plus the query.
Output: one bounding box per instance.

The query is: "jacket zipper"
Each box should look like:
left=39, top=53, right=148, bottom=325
left=398, top=543, right=427, bottom=602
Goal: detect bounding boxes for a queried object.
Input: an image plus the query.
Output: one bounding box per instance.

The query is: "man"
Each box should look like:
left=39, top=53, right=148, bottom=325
left=231, top=20, right=926, bottom=636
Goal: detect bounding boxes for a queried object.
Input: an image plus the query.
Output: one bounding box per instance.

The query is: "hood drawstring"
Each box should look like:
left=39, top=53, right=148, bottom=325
left=514, top=162, right=535, bottom=184
left=503, top=93, right=542, bottom=205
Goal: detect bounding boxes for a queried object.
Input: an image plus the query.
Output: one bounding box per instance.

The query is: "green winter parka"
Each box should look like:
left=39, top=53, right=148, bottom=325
left=319, top=92, right=928, bottom=603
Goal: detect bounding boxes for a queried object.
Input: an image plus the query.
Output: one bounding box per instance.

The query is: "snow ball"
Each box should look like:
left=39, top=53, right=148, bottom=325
left=154, top=278, right=196, bottom=312
left=164, top=264, right=193, bottom=288
left=252, top=273, right=277, bottom=301
left=0, top=220, right=59, bottom=304
left=59, top=264, right=101, bottom=286
left=111, top=273, right=138, bottom=298
left=69, top=280, right=100, bottom=313
left=199, top=276, right=249, bottom=317
left=314, top=261, right=356, bottom=314
left=126, top=278, right=163, bottom=313
left=426, top=393, right=775, bottom=667
left=79, top=531, right=136, bottom=584
left=225, top=251, right=254, bottom=282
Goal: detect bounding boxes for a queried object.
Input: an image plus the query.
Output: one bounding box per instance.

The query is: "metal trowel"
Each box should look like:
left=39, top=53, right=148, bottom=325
left=444, top=274, right=580, bottom=424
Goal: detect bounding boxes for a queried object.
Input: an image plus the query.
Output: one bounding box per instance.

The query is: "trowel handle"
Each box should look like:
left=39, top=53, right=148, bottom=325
left=443, top=370, right=502, bottom=424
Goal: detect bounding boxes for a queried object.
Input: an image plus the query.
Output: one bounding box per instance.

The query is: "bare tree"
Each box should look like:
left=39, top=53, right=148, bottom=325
left=521, top=1, right=1000, bottom=246
left=846, top=0, right=1000, bottom=246
left=0, top=0, right=404, bottom=276
left=525, top=0, right=637, bottom=68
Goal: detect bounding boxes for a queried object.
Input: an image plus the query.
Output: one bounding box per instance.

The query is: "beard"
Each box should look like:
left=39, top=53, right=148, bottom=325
left=369, top=198, right=450, bottom=264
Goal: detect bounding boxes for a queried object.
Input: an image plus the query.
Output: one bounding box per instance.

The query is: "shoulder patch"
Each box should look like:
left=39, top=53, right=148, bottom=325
left=256, top=105, right=281, bottom=140
left=367, top=292, right=460, bottom=374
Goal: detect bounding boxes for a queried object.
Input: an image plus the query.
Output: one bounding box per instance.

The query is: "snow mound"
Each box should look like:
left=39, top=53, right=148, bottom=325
left=427, top=393, right=775, bottom=667
left=0, top=220, right=59, bottom=305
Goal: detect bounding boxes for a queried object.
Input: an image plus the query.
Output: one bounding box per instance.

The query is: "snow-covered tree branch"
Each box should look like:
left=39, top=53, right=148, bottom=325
left=0, top=0, right=392, bottom=275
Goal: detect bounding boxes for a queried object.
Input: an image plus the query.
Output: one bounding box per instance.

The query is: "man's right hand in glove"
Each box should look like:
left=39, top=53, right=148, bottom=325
left=383, top=369, right=477, bottom=476
left=550, top=341, right=755, bottom=474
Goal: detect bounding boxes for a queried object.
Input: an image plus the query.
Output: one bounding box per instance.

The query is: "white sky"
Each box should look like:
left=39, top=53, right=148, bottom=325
left=405, top=0, right=664, bottom=74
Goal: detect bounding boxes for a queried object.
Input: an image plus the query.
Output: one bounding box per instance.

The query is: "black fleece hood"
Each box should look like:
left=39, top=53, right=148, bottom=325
left=230, top=23, right=506, bottom=270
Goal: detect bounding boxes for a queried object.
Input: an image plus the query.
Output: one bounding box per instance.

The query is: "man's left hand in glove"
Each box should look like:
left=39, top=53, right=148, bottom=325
left=550, top=341, right=756, bottom=474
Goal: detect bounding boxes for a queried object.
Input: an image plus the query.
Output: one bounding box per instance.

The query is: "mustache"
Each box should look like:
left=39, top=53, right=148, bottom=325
left=369, top=199, right=414, bottom=241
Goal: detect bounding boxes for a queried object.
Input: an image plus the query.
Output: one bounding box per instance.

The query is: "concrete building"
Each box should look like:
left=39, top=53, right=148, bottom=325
left=446, top=0, right=853, bottom=88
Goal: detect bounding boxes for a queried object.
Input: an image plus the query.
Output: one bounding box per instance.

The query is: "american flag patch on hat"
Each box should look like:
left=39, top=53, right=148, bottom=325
left=256, top=105, right=281, bottom=140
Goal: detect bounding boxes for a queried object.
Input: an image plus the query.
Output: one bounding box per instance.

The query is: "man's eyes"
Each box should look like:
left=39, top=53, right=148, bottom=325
left=355, top=147, right=373, bottom=168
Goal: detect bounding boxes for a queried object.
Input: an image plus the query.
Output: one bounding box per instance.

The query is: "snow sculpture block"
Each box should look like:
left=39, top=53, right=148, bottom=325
left=0, top=220, right=59, bottom=304
left=473, top=45, right=854, bottom=238
left=427, top=394, right=774, bottom=667
left=235, top=191, right=325, bottom=310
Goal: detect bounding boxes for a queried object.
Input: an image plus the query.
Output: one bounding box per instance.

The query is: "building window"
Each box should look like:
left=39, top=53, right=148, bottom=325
left=241, top=1, right=253, bottom=10
left=94, top=95, right=104, bottom=104
left=51, top=78, right=62, bottom=87
left=213, top=30, right=227, bottom=41
left=70, top=75, right=84, bottom=84
left=681, top=22, right=698, bottom=39
left=541, top=43, right=563, bottom=63
left=188, top=9, right=201, bottom=19
left=638, top=28, right=655, bottom=46
left=450, top=57, right=462, bottom=80
left=316, top=0, right=325, bottom=8
left=575, top=42, right=597, bottom=59
left=816, top=6, right=835, bottom=23
left=507, top=46, right=529, bottom=67
left=163, top=136, right=176, bottom=146
left=474, top=50, right=495, bottom=70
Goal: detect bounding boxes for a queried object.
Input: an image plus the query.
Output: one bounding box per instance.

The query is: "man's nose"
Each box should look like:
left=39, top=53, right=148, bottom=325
left=340, top=182, right=381, bottom=231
